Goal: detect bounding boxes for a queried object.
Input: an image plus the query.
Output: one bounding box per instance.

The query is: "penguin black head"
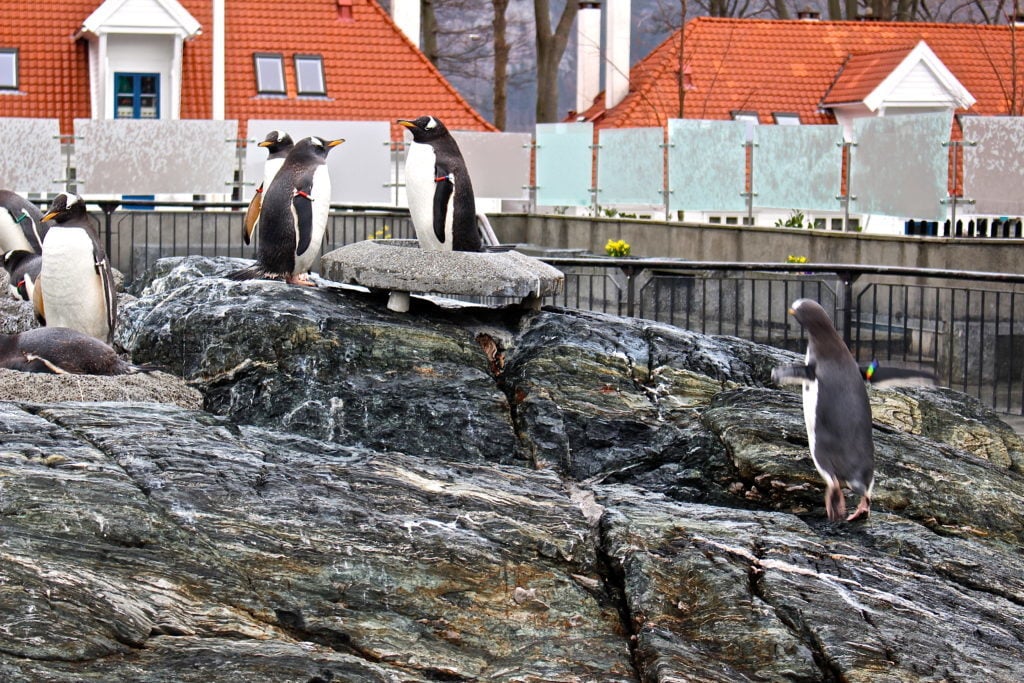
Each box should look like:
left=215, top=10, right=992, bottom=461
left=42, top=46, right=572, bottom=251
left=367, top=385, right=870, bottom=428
left=41, top=192, right=87, bottom=224
left=258, top=130, right=294, bottom=153
left=397, top=116, right=450, bottom=142
left=288, top=136, right=345, bottom=164
left=789, top=298, right=843, bottom=343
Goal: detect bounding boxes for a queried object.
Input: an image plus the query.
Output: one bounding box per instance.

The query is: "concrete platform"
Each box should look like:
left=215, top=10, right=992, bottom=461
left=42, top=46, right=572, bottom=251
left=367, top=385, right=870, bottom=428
left=320, top=239, right=565, bottom=312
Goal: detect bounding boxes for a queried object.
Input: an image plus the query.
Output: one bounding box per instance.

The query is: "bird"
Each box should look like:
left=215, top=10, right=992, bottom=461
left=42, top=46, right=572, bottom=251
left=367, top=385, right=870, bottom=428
left=37, top=193, right=117, bottom=344
left=772, top=298, right=874, bottom=522
left=244, top=130, right=294, bottom=245
left=3, top=249, right=42, bottom=303
left=861, top=359, right=938, bottom=388
left=229, top=136, right=344, bottom=286
left=397, top=115, right=483, bottom=252
left=0, top=327, right=144, bottom=375
left=0, top=189, right=49, bottom=254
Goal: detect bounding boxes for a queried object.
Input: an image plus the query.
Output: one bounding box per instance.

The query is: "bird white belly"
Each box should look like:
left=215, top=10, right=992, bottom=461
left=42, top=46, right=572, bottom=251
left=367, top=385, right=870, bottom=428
left=40, top=228, right=108, bottom=341
left=293, top=166, right=332, bottom=275
left=0, top=210, right=34, bottom=253
left=404, top=142, right=445, bottom=251
left=263, top=157, right=285, bottom=189
left=801, top=354, right=830, bottom=483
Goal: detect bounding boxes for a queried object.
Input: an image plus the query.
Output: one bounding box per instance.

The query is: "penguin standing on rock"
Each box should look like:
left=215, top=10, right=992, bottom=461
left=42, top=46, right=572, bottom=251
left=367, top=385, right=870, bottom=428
left=772, top=298, right=874, bottom=522
left=37, top=193, right=117, bottom=344
left=3, top=249, right=42, bottom=303
left=229, top=136, right=344, bottom=286
left=244, top=130, right=294, bottom=245
left=0, top=189, right=48, bottom=253
left=397, top=116, right=482, bottom=252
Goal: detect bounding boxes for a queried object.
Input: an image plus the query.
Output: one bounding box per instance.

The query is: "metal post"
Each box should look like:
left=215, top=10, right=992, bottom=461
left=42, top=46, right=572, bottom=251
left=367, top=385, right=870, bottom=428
left=97, top=200, right=121, bottom=259
left=837, top=269, right=859, bottom=349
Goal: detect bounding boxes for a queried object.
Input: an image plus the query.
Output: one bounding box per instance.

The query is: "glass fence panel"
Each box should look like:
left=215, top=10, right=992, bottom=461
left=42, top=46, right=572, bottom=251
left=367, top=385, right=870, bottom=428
left=667, top=119, right=746, bottom=214
left=75, top=119, right=238, bottom=195
left=247, top=120, right=391, bottom=205
left=851, top=112, right=950, bottom=221
left=597, top=127, right=664, bottom=206
left=754, top=124, right=842, bottom=212
left=452, top=131, right=532, bottom=200
left=962, top=117, right=1024, bottom=216
left=536, top=122, right=593, bottom=207
left=0, top=118, right=63, bottom=194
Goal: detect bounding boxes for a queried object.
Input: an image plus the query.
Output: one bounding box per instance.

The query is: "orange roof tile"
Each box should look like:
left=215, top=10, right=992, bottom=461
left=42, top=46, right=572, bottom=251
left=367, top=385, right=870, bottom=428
left=578, top=17, right=1024, bottom=128
left=820, top=45, right=915, bottom=105
left=1, top=0, right=492, bottom=141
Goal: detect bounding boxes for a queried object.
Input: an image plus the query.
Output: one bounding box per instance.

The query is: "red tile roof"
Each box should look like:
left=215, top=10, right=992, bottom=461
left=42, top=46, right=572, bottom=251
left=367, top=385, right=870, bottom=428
left=0, top=0, right=492, bottom=140
left=577, top=17, right=1024, bottom=128
left=820, top=45, right=914, bottom=105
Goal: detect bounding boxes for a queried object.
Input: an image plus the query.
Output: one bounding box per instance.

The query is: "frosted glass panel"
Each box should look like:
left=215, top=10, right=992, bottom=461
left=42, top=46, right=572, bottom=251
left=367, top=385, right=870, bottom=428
left=246, top=120, right=391, bottom=205
left=755, top=125, right=842, bottom=212
left=851, top=113, right=950, bottom=221
left=536, top=122, right=593, bottom=207
left=75, top=119, right=237, bottom=195
left=962, top=117, right=1024, bottom=215
left=451, top=131, right=531, bottom=200
left=597, top=127, right=664, bottom=206
left=668, top=119, right=746, bottom=213
left=0, top=118, right=62, bottom=194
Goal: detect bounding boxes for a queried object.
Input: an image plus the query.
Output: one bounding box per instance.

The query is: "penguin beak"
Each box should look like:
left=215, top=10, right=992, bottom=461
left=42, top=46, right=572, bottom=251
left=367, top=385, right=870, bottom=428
left=787, top=307, right=796, bottom=316
left=41, top=210, right=58, bottom=222
left=397, top=119, right=416, bottom=129
left=326, top=138, right=345, bottom=148
left=258, top=140, right=273, bottom=148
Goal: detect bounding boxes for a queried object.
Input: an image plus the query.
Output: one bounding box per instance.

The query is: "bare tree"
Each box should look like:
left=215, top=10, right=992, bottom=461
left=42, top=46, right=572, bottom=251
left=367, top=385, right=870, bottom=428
left=534, top=0, right=578, bottom=122
left=494, top=0, right=511, bottom=129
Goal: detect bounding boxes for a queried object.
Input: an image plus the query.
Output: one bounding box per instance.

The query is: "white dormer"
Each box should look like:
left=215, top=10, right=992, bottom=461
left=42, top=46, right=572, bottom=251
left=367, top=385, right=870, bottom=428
left=77, top=0, right=202, bottom=121
left=822, top=41, right=975, bottom=140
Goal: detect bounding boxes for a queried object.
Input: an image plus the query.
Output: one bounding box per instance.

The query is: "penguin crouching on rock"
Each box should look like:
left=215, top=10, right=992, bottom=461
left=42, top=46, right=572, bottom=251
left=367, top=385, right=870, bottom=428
left=229, top=136, right=344, bottom=287
left=0, top=327, right=145, bottom=375
left=3, top=249, right=42, bottom=303
left=398, top=116, right=483, bottom=252
left=244, top=130, right=294, bottom=245
left=38, top=193, right=117, bottom=344
left=772, top=298, right=874, bottom=523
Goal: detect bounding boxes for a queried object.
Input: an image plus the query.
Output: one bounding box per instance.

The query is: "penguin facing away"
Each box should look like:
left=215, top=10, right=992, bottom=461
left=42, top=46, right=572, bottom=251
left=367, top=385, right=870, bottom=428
left=771, top=298, right=874, bottom=522
left=0, top=189, right=49, bottom=254
left=397, top=116, right=483, bottom=252
left=38, top=193, right=118, bottom=344
left=244, top=130, right=294, bottom=245
left=0, top=327, right=142, bottom=375
left=229, top=136, right=344, bottom=286
left=3, top=249, right=42, bottom=303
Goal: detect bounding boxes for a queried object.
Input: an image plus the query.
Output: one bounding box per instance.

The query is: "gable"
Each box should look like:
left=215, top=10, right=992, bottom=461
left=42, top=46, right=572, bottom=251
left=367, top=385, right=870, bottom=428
left=81, top=0, right=201, bottom=37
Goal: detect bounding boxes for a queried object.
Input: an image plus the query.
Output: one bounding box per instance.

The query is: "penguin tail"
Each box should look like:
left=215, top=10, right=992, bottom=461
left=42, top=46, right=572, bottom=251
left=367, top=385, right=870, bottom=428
left=226, top=264, right=267, bottom=281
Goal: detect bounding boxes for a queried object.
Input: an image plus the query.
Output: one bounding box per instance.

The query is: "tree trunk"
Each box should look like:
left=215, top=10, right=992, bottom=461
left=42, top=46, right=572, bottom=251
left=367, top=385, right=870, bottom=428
left=827, top=0, right=843, bottom=19
left=534, top=0, right=579, bottom=123
left=493, top=0, right=510, bottom=130
left=422, top=0, right=439, bottom=65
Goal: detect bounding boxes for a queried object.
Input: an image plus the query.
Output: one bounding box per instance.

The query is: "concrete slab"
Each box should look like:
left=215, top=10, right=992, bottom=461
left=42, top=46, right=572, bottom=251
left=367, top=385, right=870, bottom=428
left=320, top=240, right=565, bottom=311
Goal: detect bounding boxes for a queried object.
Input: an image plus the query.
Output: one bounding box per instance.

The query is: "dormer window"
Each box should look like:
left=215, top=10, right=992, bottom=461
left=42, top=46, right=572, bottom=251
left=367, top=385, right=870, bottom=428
left=0, top=48, right=18, bottom=90
left=294, top=55, right=326, bottom=96
left=773, top=112, right=801, bottom=125
left=254, top=53, right=286, bottom=95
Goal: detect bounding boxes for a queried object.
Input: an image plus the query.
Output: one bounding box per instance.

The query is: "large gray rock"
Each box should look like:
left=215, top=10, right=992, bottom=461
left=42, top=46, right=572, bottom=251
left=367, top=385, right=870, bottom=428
left=2, top=254, right=1020, bottom=681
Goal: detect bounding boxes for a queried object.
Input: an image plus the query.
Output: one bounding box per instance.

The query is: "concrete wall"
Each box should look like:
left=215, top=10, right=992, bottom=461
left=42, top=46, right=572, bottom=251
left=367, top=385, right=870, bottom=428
left=489, top=214, right=1024, bottom=275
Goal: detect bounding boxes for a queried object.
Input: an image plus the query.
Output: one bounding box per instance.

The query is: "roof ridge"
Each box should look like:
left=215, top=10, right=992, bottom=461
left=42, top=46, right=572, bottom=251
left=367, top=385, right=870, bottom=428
left=692, top=15, right=1016, bottom=30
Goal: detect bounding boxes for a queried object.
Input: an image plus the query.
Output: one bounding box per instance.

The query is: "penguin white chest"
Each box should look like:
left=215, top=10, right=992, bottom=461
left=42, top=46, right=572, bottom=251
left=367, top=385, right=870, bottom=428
left=404, top=142, right=450, bottom=251
left=801, top=350, right=827, bottom=480
left=292, top=165, right=332, bottom=275
left=263, top=157, right=286, bottom=190
left=0, top=210, right=34, bottom=253
left=40, top=228, right=109, bottom=341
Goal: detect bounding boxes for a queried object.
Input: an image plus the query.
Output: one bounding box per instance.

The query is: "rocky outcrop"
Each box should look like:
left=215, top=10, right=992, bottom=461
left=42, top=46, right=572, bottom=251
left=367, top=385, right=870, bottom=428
left=1, top=255, right=1021, bottom=681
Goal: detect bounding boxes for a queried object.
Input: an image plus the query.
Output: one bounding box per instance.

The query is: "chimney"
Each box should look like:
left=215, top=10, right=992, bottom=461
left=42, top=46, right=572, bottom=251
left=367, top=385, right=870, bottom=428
left=605, top=0, right=631, bottom=109
left=391, top=0, right=420, bottom=47
left=576, top=2, right=602, bottom=113
left=797, top=6, right=821, bottom=20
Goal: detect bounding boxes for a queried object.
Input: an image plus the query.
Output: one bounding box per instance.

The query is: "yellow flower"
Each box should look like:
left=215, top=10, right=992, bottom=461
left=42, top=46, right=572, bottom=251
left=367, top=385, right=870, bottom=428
left=605, top=239, right=631, bottom=257
left=786, top=254, right=807, bottom=264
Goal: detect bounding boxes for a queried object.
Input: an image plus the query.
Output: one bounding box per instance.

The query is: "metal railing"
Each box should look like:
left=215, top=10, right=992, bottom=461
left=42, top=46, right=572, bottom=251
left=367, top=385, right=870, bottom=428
left=83, top=202, right=1024, bottom=416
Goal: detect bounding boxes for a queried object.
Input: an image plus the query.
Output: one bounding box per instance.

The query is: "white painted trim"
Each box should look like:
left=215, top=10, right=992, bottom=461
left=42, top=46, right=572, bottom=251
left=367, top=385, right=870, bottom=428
left=863, top=41, right=975, bottom=112
left=82, top=0, right=201, bottom=38
left=212, top=0, right=225, bottom=120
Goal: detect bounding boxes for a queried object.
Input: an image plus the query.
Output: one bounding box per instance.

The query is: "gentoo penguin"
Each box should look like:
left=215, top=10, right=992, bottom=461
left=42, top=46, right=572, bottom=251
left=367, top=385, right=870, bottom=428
left=0, top=327, right=141, bottom=375
left=862, top=359, right=938, bottom=388
left=229, top=136, right=344, bottom=286
left=771, top=298, right=874, bottom=522
left=244, top=130, right=294, bottom=245
left=397, top=116, right=483, bottom=252
left=0, top=189, right=48, bottom=253
left=3, top=249, right=42, bottom=302
left=37, top=193, right=117, bottom=344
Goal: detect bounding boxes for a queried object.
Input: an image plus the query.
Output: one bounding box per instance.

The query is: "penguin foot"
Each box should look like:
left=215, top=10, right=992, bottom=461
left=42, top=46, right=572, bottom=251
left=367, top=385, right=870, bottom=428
left=286, top=273, right=317, bottom=287
left=846, top=496, right=871, bottom=522
left=824, top=480, right=846, bottom=522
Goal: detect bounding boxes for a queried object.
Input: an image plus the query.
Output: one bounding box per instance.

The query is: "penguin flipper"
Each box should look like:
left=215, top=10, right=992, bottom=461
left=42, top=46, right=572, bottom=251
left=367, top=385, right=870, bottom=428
left=244, top=188, right=263, bottom=245
left=772, top=362, right=815, bottom=386
left=293, top=184, right=315, bottom=257
left=432, top=168, right=454, bottom=245
left=92, top=242, right=118, bottom=345
left=32, top=274, right=45, bottom=325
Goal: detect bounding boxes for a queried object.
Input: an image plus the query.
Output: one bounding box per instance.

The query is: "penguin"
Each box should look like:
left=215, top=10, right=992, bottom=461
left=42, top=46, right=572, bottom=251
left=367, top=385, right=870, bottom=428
left=3, top=249, right=42, bottom=303
left=771, top=298, right=874, bottom=522
left=397, top=116, right=483, bottom=252
left=244, top=130, right=294, bottom=245
left=862, top=359, right=938, bottom=388
left=0, top=189, right=48, bottom=254
left=229, top=136, right=344, bottom=286
left=37, top=193, right=117, bottom=344
left=0, top=327, right=143, bottom=375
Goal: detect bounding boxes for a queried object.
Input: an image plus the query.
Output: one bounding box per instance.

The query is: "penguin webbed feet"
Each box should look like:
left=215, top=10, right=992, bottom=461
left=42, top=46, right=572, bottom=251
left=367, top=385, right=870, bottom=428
left=286, top=273, right=317, bottom=287
left=846, top=495, right=871, bottom=522
left=824, top=479, right=871, bottom=523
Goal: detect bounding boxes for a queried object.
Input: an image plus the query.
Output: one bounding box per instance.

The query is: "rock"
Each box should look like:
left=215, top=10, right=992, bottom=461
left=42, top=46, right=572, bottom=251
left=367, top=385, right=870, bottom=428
left=3, top=254, right=1020, bottom=681
left=0, top=368, right=201, bottom=407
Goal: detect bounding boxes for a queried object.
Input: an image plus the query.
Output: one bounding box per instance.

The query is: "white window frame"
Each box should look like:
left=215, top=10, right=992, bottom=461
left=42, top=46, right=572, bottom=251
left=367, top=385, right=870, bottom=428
left=254, top=53, right=286, bottom=95
left=294, top=54, right=326, bottom=96
left=773, top=112, right=801, bottom=125
left=0, top=48, right=18, bottom=90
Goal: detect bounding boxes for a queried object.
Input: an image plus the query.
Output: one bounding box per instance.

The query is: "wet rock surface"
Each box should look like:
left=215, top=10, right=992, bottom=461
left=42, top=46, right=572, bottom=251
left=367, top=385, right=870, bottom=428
left=0, top=255, right=1021, bottom=681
